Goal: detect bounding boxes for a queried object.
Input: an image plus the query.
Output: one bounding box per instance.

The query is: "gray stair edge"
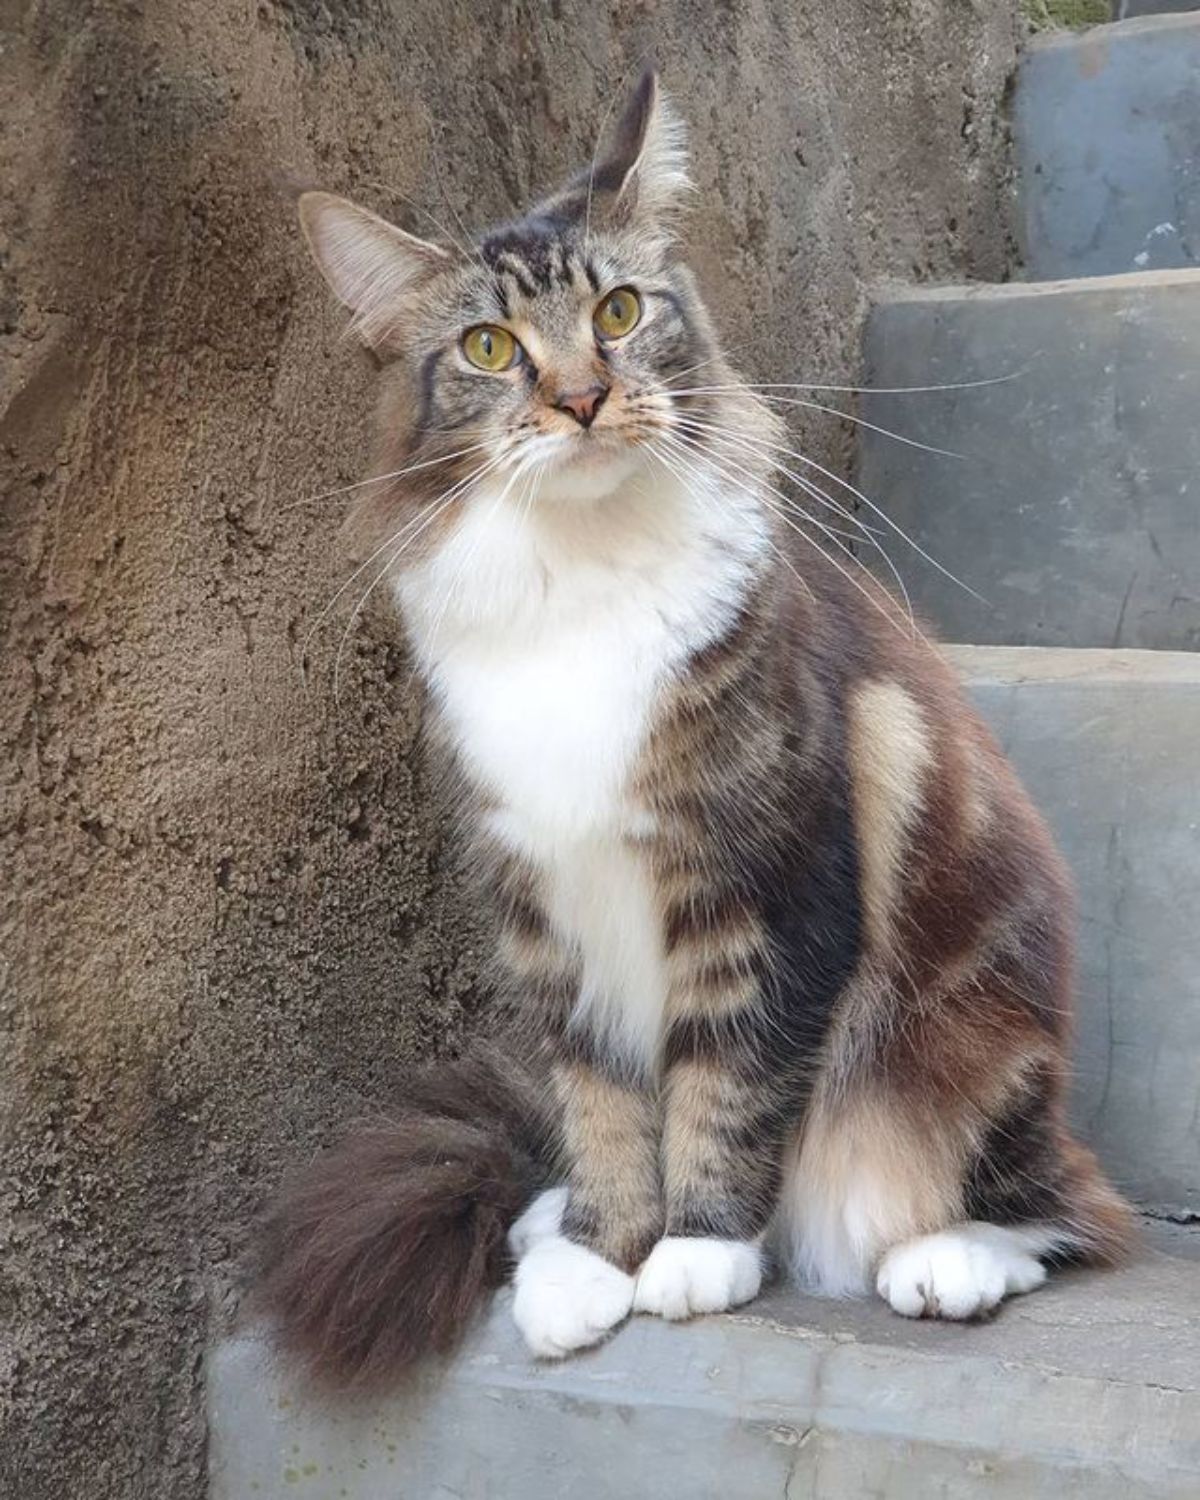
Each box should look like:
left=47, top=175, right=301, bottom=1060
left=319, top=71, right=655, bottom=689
left=1031, top=9, right=1200, bottom=49
left=871, top=265, right=1200, bottom=303
left=1114, top=2, right=1200, bottom=18
left=944, top=643, right=1200, bottom=685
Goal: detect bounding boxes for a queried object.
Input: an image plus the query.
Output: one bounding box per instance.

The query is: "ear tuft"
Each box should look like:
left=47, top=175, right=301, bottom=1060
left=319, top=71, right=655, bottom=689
left=297, top=191, right=452, bottom=348
left=602, top=70, right=692, bottom=237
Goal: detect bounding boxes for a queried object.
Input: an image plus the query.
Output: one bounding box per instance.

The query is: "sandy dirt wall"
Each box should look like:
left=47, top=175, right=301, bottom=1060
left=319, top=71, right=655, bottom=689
left=0, top=2, right=1020, bottom=1495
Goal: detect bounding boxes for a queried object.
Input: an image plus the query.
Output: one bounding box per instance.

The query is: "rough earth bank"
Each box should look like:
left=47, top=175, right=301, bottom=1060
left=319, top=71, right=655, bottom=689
left=0, top=2, right=1020, bottom=1495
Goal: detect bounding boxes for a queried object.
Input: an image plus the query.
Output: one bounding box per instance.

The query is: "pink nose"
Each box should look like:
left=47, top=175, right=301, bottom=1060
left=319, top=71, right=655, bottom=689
left=554, top=385, right=608, bottom=428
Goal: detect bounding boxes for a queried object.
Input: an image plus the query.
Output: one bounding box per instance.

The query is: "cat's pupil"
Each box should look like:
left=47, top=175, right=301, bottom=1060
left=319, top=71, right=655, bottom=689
left=480, top=331, right=494, bottom=356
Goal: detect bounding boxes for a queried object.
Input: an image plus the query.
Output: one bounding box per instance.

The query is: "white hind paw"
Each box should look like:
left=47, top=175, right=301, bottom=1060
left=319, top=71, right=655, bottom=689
left=877, top=1224, right=1047, bottom=1320
left=512, top=1235, right=635, bottom=1359
left=633, top=1237, right=762, bottom=1321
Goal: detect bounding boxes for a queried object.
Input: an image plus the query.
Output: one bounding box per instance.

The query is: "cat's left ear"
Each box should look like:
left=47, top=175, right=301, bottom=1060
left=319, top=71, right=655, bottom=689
left=589, top=70, right=692, bottom=241
left=297, top=191, right=455, bottom=349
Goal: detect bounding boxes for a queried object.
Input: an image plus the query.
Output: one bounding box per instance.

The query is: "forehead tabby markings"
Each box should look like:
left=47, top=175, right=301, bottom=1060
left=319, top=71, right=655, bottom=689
left=480, top=221, right=604, bottom=303
left=484, top=225, right=570, bottom=291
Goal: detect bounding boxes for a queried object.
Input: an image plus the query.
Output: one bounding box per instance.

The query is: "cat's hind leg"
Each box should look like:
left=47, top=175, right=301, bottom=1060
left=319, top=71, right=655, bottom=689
left=874, top=1221, right=1050, bottom=1319
left=780, top=1058, right=1131, bottom=1321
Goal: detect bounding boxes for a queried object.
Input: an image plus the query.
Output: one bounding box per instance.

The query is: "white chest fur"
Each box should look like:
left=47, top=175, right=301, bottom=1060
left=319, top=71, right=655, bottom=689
left=396, top=461, right=765, bottom=1064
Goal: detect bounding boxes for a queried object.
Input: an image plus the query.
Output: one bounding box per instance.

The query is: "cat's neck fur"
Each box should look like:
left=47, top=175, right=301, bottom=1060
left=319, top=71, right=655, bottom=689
left=395, top=453, right=769, bottom=841
left=397, top=452, right=767, bottom=654
left=397, top=453, right=771, bottom=1063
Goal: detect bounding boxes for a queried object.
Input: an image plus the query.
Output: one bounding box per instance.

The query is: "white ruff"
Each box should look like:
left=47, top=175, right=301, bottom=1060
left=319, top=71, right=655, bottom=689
left=396, top=450, right=767, bottom=1068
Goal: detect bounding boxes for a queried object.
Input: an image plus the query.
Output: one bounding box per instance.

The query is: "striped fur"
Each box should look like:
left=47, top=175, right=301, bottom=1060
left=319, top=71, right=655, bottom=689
left=260, top=69, right=1131, bottom=1385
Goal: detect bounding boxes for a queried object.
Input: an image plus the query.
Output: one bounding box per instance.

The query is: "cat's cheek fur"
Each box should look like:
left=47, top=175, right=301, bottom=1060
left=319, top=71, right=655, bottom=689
left=876, top=1223, right=1050, bottom=1320
left=512, top=1235, right=636, bottom=1358
left=633, top=1236, right=763, bottom=1321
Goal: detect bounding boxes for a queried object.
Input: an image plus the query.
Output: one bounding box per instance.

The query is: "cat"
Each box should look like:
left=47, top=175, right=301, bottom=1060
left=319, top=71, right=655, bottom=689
left=255, top=69, right=1131, bottom=1386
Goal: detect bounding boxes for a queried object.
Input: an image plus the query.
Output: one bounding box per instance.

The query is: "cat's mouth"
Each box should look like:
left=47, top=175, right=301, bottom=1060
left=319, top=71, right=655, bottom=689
left=532, top=429, right=644, bottom=502
left=558, top=431, right=629, bottom=465
left=537, top=424, right=636, bottom=467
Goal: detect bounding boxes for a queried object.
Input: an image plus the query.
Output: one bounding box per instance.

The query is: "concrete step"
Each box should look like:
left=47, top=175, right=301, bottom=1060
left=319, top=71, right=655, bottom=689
left=209, top=1221, right=1200, bottom=1500
left=856, top=270, right=1200, bottom=650
left=947, top=645, right=1200, bottom=1218
left=1016, top=14, right=1200, bottom=279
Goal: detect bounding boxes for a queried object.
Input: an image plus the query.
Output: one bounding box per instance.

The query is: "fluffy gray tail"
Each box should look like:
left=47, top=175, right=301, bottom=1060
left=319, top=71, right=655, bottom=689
left=251, top=1045, right=552, bottom=1390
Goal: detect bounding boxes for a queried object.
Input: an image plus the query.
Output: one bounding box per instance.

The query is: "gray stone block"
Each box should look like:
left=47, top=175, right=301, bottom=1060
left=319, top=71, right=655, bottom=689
left=948, top=646, right=1200, bottom=1218
left=208, top=1223, right=1200, bottom=1500
left=1017, top=15, right=1200, bottom=278
left=858, top=272, right=1200, bottom=650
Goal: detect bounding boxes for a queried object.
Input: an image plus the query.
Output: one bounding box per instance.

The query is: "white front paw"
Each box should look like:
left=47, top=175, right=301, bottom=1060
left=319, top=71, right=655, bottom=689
left=876, top=1227, right=1047, bottom=1320
left=508, top=1186, right=568, bottom=1259
left=633, top=1236, right=762, bottom=1321
left=512, top=1235, right=635, bottom=1359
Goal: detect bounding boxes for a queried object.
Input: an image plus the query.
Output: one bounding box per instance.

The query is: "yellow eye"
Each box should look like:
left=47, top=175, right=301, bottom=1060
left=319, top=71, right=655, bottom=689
left=462, top=325, right=520, bottom=371
left=594, top=286, right=642, bottom=340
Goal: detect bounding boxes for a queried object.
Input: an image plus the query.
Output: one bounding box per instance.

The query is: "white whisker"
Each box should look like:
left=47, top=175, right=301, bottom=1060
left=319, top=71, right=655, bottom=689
left=668, top=387, right=965, bottom=460
left=668, top=408, right=987, bottom=607
left=657, top=427, right=917, bottom=640
left=670, top=413, right=884, bottom=537
left=281, top=441, right=492, bottom=513
left=331, top=512, right=446, bottom=702
left=330, top=457, right=509, bottom=702
left=658, top=341, right=758, bottom=390
left=669, top=413, right=915, bottom=625
left=362, top=176, right=478, bottom=268
left=665, top=370, right=1025, bottom=396
left=583, top=76, right=625, bottom=259
left=411, top=447, right=543, bottom=681
left=647, top=439, right=816, bottom=605
left=302, top=452, right=506, bottom=682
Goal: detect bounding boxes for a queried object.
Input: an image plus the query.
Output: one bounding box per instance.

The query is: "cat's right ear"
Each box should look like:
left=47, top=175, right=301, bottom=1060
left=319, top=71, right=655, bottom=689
left=297, top=191, right=453, bottom=348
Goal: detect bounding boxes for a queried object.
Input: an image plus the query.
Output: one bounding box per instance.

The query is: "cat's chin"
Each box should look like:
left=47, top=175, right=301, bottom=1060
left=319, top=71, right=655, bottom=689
left=537, top=439, right=644, bottom=505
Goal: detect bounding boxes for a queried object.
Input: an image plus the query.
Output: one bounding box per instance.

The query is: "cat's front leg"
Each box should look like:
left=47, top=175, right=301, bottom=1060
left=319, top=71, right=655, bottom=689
left=511, top=1051, right=663, bottom=1358
left=633, top=1034, right=782, bottom=1321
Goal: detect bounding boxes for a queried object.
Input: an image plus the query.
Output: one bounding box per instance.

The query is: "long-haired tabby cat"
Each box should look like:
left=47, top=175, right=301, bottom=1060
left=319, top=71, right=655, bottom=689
left=257, top=71, right=1130, bottom=1384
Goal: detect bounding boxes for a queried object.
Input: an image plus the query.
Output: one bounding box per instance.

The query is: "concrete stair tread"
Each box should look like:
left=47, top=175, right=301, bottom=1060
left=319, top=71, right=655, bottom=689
left=858, top=274, right=1200, bottom=651
left=947, top=644, right=1200, bottom=1215
left=209, top=1220, right=1200, bottom=1499
left=742, top=1217, right=1200, bottom=1389
left=1017, top=13, right=1200, bottom=280
left=1049, top=10, right=1200, bottom=36
left=1051, top=9, right=1200, bottom=37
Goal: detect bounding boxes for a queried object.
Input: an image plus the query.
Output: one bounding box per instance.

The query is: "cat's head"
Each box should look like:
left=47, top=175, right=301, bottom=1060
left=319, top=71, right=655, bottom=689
left=298, top=71, right=766, bottom=516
